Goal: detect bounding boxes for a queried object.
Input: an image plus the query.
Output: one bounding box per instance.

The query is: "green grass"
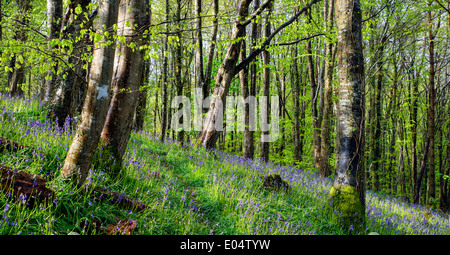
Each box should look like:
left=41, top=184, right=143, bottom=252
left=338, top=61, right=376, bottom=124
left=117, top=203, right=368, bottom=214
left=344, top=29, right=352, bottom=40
left=0, top=94, right=449, bottom=235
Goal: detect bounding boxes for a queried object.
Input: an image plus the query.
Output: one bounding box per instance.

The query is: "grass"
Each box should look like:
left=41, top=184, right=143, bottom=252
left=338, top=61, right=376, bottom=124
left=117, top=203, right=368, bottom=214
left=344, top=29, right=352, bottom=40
left=0, top=94, right=449, bottom=235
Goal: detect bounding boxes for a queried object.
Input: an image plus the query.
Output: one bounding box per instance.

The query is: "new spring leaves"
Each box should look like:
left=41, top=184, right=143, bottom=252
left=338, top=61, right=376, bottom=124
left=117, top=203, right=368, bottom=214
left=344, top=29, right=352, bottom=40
left=171, top=88, right=280, bottom=142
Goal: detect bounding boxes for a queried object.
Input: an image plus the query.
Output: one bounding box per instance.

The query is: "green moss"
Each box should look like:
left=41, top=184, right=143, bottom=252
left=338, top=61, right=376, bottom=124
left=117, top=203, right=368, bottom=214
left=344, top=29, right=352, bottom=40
left=327, top=185, right=365, bottom=234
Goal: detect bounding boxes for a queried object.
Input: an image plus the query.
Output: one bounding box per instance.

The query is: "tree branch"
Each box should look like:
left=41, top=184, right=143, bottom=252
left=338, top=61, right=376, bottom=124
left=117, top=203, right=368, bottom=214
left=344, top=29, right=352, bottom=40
left=434, top=0, right=450, bottom=14
left=273, top=33, right=325, bottom=47
left=240, top=0, right=274, bottom=27
left=234, top=0, right=322, bottom=76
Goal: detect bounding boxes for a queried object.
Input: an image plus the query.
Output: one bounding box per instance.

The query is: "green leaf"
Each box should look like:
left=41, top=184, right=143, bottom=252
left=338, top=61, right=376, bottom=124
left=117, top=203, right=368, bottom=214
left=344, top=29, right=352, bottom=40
left=75, top=5, right=82, bottom=15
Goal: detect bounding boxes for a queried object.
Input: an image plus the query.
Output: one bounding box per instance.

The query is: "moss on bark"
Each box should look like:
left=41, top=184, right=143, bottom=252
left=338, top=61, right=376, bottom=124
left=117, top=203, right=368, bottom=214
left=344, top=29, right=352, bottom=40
left=327, top=185, right=365, bottom=234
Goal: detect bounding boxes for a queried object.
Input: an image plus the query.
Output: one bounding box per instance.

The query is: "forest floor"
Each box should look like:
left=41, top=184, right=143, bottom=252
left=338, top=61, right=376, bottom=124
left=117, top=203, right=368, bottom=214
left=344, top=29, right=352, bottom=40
left=0, top=94, right=449, bottom=235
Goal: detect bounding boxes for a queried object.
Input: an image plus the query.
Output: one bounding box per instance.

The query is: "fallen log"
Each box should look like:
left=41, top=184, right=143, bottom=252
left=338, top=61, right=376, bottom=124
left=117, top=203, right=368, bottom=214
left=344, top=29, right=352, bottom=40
left=0, top=137, right=30, bottom=153
left=0, top=165, right=54, bottom=208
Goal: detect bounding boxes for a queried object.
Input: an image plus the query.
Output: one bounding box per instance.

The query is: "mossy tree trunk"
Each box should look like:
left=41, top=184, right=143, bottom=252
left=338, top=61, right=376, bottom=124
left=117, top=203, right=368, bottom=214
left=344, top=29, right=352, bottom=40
left=329, top=0, right=365, bottom=234
left=61, top=0, right=119, bottom=185
left=99, top=0, right=150, bottom=178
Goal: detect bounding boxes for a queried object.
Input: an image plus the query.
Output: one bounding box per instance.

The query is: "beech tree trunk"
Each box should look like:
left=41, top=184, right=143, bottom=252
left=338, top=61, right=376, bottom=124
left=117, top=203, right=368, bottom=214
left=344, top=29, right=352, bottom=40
left=292, top=45, right=302, bottom=163
left=260, top=3, right=272, bottom=162
left=319, top=0, right=335, bottom=178
left=245, top=0, right=260, bottom=160
left=198, top=0, right=318, bottom=149
left=99, top=0, right=150, bottom=177
left=9, top=0, right=31, bottom=97
left=49, top=0, right=91, bottom=127
left=43, top=0, right=63, bottom=104
left=198, top=0, right=253, bottom=149
left=239, top=36, right=254, bottom=159
left=61, top=0, right=119, bottom=184
left=160, top=0, right=169, bottom=142
left=329, top=0, right=365, bottom=234
left=204, top=0, right=219, bottom=98
left=426, top=7, right=436, bottom=204
left=306, top=11, right=320, bottom=170
left=195, top=0, right=206, bottom=102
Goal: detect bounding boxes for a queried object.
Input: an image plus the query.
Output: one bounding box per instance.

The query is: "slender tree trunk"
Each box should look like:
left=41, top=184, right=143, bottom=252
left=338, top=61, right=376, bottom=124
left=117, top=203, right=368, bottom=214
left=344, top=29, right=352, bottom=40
left=426, top=7, right=436, bottom=204
left=260, top=3, right=272, bottom=162
left=319, top=0, right=335, bottom=178
left=329, top=0, right=365, bottom=234
left=135, top=61, right=149, bottom=131
left=195, top=0, right=205, bottom=102
left=372, top=36, right=386, bottom=192
left=246, top=0, right=260, bottom=159
left=240, top=36, right=254, bottom=159
left=174, top=0, right=185, bottom=144
left=160, top=0, right=169, bottom=142
left=306, top=12, right=320, bottom=169
left=61, top=0, right=119, bottom=184
left=409, top=50, right=419, bottom=201
left=9, top=0, right=31, bottom=97
left=414, top=137, right=430, bottom=204
left=204, top=0, right=219, bottom=97
left=292, top=45, right=302, bottom=163
left=43, top=0, right=63, bottom=104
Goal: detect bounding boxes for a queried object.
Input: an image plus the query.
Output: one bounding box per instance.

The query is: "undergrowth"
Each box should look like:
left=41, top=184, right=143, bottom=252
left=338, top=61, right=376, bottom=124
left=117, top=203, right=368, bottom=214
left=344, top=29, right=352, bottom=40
left=0, top=95, right=449, bottom=235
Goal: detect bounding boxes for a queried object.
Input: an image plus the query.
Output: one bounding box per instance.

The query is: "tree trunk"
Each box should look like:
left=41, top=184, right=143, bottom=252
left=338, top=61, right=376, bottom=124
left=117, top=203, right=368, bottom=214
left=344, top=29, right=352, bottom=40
left=260, top=3, right=272, bottom=162
left=195, top=0, right=206, bottom=104
left=49, top=0, right=91, bottom=127
left=9, top=0, right=31, bottom=97
left=239, top=37, right=254, bottom=159
left=135, top=61, right=149, bottom=131
left=426, top=7, right=436, bottom=204
left=204, top=0, right=219, bottom=98
left=319, top=0, right=335, bottom=178
left=292, top=45, right=302, bottom=163
left=198, top=0, right=253, bottom=149
left=61, top=0, right=119, bottom=185
left=99, top=0, right=149, bottom=177
left=306, top=12, right=320, bottom=169
left=43, top=0, right=63, bottom=104
left=160, top=0, right=169, bottom=142
left=246, top=0, right=260, bottom=159
left=414, top=137, right=430, bottom=204
left=329, top=0, right=365, bottom=234
left=409, top=45, right=419, bottom=201
left=174, top=0, right=184, bottom=144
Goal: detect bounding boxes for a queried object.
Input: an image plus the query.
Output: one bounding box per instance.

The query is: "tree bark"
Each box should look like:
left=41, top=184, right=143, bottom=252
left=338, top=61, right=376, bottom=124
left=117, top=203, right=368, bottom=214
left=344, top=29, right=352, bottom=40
left=204, top=0, right=219, bottom=98
left=49, top=0, right=92, bottom=127
left=99, top=0, right=149, bottom=177
left=160, top=0, right=169, bottom=142
left=198, top=0, right=319, bottom=149
left=292, top=45, right=302, bottom=163
left=260, top=3, right=272, bottom=162
left=198, top=0, right=253, bottom=149
left=239, top=36, right=254, bottom=159
left=43, top=0, right=63, bottom=104
left=306, top=11, right=320, bottom=170
left=195, top=0, right=205, bottom=101
left=9, top=0, right=31, bottom=97
left=426, top=7, right=436, bottom=204
left=135, top=61, right=150, bottom=131
left=319, top=0, right=335, bottom=178
left=329, top=0, right=365, bottom=234
left=61, top=0, right=119, bottom=184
